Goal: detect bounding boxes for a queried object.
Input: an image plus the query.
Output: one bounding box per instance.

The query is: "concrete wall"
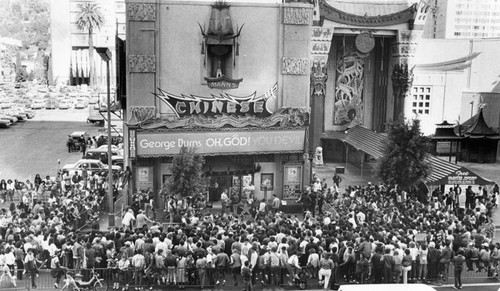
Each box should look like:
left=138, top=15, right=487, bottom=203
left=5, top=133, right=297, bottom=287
left=409, top=71, right=466, bottom=135
left=411, top=38, right=500, bottom=135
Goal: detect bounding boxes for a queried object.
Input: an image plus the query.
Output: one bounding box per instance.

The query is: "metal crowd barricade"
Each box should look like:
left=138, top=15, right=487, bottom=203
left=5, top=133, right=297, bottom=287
left=0, top=263, right=497, bottom=290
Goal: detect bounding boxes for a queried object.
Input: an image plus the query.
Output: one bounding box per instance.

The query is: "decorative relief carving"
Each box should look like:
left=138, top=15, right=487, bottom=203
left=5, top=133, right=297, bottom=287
left=334, top=39, right=365, bottom=126
left=391, top=64, right=414, bottom=99
left=283, top=7, right=311, bottom=25
left=320, top=1, right=416, bottom=27
left=131, top=106, right=157, bottom=124
left=129, top=129, right=136, bottom=158
left=282, top=57, right=309, bottom=75
left=310, top=56, right=328, bottom=97
left=129, top=55, right=156, bottom=73
left=140, top=108, right=310, bottom=130
left=128, top=3, right=156, bottom=21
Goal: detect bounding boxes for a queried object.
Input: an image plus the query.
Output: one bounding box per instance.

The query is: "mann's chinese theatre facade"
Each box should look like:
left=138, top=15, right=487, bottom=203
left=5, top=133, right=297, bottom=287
left=310, top=0, right=430, bottom=164
left=125, top=1, right=312, bottom=202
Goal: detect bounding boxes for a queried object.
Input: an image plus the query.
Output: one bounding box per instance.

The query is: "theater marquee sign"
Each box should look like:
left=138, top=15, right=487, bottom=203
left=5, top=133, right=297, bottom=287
left=136, top=129, right=305, bottom=157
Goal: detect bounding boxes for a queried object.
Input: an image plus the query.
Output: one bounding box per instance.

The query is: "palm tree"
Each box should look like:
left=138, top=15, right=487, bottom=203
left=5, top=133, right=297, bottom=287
left=76, top=2, right=104, bottom=87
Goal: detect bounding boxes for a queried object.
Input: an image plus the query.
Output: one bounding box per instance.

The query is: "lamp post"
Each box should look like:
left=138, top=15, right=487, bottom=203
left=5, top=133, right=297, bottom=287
left=96, top=47, right=114, bottom=228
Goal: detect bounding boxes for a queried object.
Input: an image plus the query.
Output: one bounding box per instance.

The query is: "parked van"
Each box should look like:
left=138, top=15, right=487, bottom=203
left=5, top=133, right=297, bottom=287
left=338, top=284, right=436, bottom=291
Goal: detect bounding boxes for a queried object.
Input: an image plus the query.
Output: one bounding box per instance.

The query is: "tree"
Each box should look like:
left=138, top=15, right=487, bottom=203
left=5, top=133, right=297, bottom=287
left=0, top=0, right=50, bottom=84
left=76, top=2, right=104, bottom=88
left=376, top=116, right=431, bottom=191
left=167, top=146, right=205, bottom=198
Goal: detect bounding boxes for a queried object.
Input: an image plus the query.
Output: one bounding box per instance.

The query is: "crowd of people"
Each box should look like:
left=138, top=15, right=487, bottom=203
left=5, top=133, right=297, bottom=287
left=0, top=165, right=126, bottom=288
left=0, top=169, right=499, bottom=291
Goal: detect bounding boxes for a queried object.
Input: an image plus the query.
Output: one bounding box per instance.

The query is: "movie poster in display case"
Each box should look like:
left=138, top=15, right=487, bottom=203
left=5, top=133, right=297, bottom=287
left=283, top=165, right=302, bottom=200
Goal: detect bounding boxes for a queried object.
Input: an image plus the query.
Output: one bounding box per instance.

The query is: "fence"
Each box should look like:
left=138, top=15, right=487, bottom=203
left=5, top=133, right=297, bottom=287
left=0, top=262, right=497, bottom=290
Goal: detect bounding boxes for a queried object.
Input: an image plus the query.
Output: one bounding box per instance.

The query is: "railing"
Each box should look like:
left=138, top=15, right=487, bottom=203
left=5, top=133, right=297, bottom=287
left=0, top=262, right=497, bottom=290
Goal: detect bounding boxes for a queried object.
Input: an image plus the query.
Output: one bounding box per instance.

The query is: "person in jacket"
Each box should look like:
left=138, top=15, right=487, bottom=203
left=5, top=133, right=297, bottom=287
left=491, top=243, right=500, bottom=277
left=439, top=241, right=454, bottom=283
left=453, top=249, right=466, bottom=289
left=318, top=253, right=334, bottom=290
left=402, top=248, right=413, bottom=284
left=382, top=248, right=395, bottom=283
left=393, top=250, right=402, bottom=283
left=478, top=243, right=491, bottom=273
left=418, top=244, right=429, bottom=281
left=371, top=246, right=384, bottom=284
left=427, top=242, right=441, bottom=281
left=241, top=261, right=253, bottom=291
left=230, top=248, right=242, bottom=286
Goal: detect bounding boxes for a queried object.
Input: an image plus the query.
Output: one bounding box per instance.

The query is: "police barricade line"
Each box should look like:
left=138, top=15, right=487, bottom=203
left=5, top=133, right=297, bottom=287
left=0, top=264, right=496, bottom=290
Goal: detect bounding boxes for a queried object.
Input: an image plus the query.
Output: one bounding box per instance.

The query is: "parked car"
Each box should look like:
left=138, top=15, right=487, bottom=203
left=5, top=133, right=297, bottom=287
left=2, top=110, right=25, bottom=121
left=62, top=159, right=121, bottom=176
left=89, top=95, right=99, bottom=105
left=59, top=99, right=72, bottom=109
left=30, top=99, right=45, bottom=109
left=0, top=112, right=18, bottom=123
left=0, top=100, right=13, bottom=109
left=0, top=118, right=11, bottom=128
left=45, top=98, right=59, bottom=109
left=74, top=98, right=89, bottom=109
left=111, top=156, right=124, bottom=169
left=7, top=108, right=33, bottom=120
left=84, top=147, right=120, bottom=164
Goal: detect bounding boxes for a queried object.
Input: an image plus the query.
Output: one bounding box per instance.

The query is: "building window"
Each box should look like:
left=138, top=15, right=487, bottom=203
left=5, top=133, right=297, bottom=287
left=411, top=86, right=432, bottom=115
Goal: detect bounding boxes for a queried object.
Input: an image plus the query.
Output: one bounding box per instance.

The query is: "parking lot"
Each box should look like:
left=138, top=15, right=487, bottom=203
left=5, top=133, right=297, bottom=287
left=0, top=108, right=106, bottom=181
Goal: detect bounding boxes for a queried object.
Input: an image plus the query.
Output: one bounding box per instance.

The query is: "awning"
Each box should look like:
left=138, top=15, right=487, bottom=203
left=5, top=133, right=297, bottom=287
left=341, top=125, right=494, bottom=186
left=344, top=125, right=385, bottom=159
left=425, top=161, right=495, bottom=186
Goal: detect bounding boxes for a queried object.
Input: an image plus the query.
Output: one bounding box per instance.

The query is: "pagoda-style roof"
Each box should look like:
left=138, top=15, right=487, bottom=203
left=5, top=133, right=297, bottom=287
left=464, top=108, right=499, bottom=138
left=320, top=0, right=418, bottom=27
left=415, top=52, right=480, bottom=72
left=432, top=120, right=462, bottom=140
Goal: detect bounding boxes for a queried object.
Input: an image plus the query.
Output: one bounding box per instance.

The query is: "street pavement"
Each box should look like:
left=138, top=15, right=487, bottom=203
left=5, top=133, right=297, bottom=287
left=0, top=108, right=103, bottom=182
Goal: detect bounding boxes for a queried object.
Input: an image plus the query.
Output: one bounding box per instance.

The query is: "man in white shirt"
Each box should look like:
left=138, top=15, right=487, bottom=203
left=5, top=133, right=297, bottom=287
left=220, top=189, right=229, bottom=214
left=356, top=210, right=366, bottom=225
left=121, top=209, right=136, bottom=231
left=155, top=237, right=169, bottom=255
left=271, top=194, right=281, bottom=214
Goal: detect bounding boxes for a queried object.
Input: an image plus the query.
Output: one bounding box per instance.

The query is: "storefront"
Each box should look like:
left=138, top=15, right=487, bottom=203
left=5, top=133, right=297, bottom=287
left=129, top=127, right=307, bottom=203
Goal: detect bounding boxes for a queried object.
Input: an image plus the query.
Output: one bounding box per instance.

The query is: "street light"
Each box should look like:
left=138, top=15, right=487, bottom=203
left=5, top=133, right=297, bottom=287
left=96, top=47, right=114, bottom=228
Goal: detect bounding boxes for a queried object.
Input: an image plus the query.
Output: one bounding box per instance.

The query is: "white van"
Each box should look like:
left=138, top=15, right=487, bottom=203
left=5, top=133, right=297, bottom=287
left=338, top=283, right=437, bottom=291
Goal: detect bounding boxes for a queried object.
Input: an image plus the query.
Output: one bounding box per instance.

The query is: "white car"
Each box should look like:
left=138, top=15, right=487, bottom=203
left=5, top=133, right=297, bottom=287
left=62, top=159, right=121, bottom=176
left=59, top=100, right=72, bottom=109
left=74, top=98, right=88, bottom=109
left=31, top=99, right=45, bottom=109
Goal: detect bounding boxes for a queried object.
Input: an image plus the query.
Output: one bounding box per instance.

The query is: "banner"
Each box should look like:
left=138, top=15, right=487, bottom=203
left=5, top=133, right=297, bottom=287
left=447, top=170, right=481, bottom=185
left=136, top=129, right=305, bottom=156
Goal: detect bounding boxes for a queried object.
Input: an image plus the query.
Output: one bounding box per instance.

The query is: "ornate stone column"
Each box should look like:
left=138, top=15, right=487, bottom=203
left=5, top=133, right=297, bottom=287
left=391, top=1, right=430, bottom=119
left=309, top=27, right=333, bottom=169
